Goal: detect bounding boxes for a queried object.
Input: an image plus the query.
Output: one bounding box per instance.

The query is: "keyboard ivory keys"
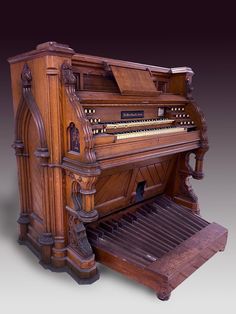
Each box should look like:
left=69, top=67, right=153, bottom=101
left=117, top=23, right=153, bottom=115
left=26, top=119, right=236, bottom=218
left=116, top=127, right=186, bottom=140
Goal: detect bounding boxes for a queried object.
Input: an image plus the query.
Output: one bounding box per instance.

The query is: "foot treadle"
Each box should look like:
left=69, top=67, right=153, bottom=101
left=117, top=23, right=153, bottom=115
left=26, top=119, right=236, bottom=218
left=87, top=195, right=228, bottom=298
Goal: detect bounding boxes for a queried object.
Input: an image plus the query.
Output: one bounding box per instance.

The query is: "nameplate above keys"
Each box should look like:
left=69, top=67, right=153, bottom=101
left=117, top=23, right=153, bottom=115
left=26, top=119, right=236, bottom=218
left=121, top=111, right=144, bottom=119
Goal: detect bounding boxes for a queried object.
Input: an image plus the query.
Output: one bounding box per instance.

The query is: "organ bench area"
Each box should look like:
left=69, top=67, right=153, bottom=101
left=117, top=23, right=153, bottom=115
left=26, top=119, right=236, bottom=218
left=8, top=42, right=227, bottom=301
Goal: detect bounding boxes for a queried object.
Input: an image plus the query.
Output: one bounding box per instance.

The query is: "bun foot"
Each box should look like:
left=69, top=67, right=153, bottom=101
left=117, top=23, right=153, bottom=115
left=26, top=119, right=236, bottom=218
left=157, top=291, right=171, bottom=301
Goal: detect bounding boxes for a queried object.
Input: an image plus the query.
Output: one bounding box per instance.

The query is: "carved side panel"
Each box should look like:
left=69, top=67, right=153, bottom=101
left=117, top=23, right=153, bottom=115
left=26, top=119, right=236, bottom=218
left=61, top=62, right=96, bottom=163
left=13, top=63, right=53, bottom=261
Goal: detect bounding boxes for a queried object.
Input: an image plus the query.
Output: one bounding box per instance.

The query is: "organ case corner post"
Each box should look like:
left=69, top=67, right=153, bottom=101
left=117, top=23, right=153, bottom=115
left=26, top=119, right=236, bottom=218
left=9, top=42, right=77, bottom=269
left=65, top=172, right=99, bottom=283
left=32, top=43, right=76, bottom=269
left=13, top=62, right=54, bottom=265
left=61, top=61, right=100, bottom=281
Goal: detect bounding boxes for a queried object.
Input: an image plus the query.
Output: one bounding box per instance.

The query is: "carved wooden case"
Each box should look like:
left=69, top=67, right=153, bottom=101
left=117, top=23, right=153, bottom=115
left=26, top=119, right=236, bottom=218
left=8, top=42, right=227, bottom=300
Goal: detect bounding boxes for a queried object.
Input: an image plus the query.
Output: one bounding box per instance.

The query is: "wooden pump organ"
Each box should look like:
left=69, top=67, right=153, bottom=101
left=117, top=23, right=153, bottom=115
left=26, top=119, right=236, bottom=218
left=8, top=42, right=227, bottom=301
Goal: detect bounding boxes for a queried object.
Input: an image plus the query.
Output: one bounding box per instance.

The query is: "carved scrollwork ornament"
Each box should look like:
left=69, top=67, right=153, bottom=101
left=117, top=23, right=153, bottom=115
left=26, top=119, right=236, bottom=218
left=68, top=215, right=93, bottom=258
left=21, top=63, right=32, bottom=88
left=61, top=61, right=76, bottom=86
left=186, top=73, right=194, bottom=100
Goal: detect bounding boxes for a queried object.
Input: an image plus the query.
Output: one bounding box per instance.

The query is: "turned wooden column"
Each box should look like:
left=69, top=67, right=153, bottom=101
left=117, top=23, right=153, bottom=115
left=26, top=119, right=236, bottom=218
left=13, top=140, right=30, bottom=242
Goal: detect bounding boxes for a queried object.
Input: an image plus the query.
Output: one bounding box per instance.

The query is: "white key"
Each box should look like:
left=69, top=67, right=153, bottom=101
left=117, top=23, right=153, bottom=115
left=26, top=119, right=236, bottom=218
left=116, top=127, right=186, bottom=140
left=106, top=119, right=174, bottom=129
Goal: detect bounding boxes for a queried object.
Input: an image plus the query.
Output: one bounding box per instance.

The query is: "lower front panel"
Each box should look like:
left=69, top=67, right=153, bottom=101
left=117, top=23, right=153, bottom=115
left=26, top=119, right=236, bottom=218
left=95, top=155, right=177, bottom=217
left=87, top=195, right=228, bottom=299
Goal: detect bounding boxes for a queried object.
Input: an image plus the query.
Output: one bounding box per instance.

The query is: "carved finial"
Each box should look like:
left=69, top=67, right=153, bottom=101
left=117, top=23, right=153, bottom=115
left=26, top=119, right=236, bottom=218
left=61, top=61, right=76, bottom=86
left=21, top=63, right=32, bottom=88
left=186, top=73, right=194, bottom=99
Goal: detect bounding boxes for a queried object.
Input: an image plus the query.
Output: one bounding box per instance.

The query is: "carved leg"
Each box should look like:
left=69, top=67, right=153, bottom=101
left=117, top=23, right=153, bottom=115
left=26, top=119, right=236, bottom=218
left=67, top=212, right=99, bottom=284
left=175, top=170, right=199, bottom=214
left=192, top=147, right=208, bottom=180
left=66, top=173, right=100, bottom=284
left=167, top=152, right=199, bottom=213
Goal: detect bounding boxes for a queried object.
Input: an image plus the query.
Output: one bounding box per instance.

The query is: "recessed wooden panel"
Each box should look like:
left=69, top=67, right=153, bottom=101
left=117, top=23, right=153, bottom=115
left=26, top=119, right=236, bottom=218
left=111, top=66, right=159, bottom=96
left=95, top=170, right=131, bottom=205
left=83, top=73, right=119, bottom=92
left=95, top=157, right=176, bottom=217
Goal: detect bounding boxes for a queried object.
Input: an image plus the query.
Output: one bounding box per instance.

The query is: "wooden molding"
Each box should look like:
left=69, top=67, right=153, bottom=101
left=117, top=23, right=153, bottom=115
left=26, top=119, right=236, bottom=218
left=14, top=63, right=49, bottom=158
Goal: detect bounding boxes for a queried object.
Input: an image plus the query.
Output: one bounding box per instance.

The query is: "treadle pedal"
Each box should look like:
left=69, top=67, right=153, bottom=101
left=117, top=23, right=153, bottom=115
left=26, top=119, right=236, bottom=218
left=87, top=196, right=228, bottom=297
